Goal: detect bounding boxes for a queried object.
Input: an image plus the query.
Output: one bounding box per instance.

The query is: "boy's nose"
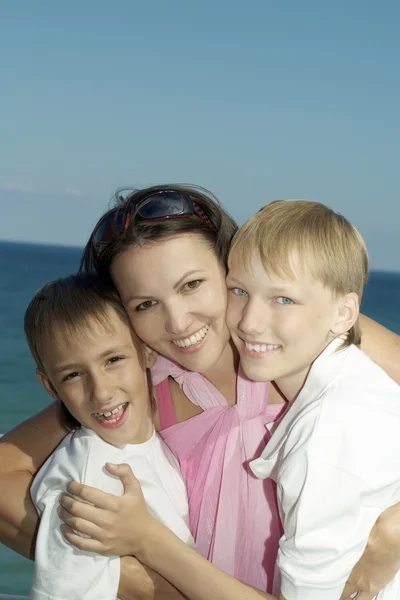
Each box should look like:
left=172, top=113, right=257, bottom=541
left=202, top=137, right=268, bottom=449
left=239, top=300, right=270, bottom=336
left=89, top=372, right=115, bottom=406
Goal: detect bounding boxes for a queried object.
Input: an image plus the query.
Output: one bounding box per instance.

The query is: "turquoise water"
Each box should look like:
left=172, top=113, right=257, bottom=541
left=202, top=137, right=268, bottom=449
left=0, top=241, right=81, bottom=595
left=0, top=240, right=399, bottom=594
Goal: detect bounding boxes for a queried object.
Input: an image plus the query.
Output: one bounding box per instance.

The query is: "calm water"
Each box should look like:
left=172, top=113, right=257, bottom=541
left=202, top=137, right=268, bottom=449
left=0, top=240, right=399, bottom=595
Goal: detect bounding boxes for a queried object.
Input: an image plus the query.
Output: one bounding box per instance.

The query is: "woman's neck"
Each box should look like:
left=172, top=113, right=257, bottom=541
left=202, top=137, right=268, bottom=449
left=199, top=340, right=239, bottom=406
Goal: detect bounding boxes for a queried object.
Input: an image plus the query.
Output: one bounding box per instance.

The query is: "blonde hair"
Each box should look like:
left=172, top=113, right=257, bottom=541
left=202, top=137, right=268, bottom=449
left=229, top=200, right=369, bottom=346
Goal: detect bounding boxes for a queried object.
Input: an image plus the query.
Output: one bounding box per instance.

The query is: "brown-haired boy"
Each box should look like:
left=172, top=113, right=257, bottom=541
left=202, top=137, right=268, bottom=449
left=25, top=274, right=194, bottom=600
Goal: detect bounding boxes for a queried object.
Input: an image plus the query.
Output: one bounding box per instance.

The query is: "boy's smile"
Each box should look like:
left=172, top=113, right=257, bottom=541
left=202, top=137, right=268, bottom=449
left=38, top=307, right=154, bottom=446
left=226, top=250, right=346, bottom=401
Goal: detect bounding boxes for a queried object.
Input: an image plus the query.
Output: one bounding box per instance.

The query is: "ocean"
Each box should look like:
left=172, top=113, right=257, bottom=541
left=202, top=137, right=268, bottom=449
left=0, top=239, right=399, bottom=595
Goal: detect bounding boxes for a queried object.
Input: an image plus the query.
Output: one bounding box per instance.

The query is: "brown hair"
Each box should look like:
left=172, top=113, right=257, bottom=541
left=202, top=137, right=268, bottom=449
left=79, top=184, right=238, bottom=282
left=229, top=200, right=369, bottom=346
left=24, top=273, right=155, bottom=429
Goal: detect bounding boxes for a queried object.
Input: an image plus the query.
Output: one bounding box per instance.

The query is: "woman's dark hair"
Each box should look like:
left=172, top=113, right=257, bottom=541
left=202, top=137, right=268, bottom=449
left=79, top=184, right=238, bottom=282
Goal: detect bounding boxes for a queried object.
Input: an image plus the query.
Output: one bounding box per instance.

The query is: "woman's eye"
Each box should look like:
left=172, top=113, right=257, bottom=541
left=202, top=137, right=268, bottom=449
left=276, top=296, right=294, bottom=305
left=136, top=299, right=158, bottom=311
left=230, top=287, right=248, bottom=297
left=182, top=280, right=202, bottom=292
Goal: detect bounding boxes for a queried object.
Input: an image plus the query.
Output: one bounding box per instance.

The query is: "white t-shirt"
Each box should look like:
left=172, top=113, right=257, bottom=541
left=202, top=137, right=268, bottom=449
left=30, top=427, right=195, bottom=600
left=250, top=337, right=400, bottom=600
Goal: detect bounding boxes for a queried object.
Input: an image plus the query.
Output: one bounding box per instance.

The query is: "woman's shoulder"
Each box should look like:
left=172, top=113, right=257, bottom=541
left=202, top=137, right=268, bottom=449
left=151, top=354, right=185, bottom=384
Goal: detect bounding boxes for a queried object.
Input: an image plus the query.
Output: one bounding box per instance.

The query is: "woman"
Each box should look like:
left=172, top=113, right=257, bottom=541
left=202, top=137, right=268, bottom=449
left=1, top=185, right=399, bottom=599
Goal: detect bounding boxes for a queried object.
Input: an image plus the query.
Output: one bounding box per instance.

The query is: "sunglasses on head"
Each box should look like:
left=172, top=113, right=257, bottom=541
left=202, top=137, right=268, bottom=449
left=91, top=189, right=217, bottom=262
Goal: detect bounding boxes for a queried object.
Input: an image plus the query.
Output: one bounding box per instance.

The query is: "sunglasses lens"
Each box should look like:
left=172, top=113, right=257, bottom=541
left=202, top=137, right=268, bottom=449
left=92, top=211, right=126, bottom=256
left=137, top=191, right=187, bottom=219
left=92, top=191, right=198, bottom=261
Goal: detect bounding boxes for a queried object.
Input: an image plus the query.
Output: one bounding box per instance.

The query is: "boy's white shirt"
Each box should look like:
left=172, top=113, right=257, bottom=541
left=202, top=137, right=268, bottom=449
left=30, top=427, right=195, bottom=600
left=251, top=337, right=400, bottom=600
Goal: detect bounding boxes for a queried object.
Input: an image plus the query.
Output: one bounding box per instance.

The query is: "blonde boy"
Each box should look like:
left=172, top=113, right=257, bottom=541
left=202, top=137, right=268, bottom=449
left=226, top=200, right=400, bottom=600
left=25, top=274, right=194, bottom=600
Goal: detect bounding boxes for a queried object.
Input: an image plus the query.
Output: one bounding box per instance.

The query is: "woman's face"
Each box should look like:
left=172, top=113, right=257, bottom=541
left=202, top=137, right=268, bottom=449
left=110, top=234, right=231, bottom=374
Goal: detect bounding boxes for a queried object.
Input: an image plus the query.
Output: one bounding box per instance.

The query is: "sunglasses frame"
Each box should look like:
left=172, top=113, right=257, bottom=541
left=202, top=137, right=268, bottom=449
left=91, top=190, right=216, bottom=262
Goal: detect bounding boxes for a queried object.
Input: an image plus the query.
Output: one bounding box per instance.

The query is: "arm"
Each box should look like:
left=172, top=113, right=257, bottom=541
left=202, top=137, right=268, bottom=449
left=359, top=314, right=400, bottom=383
left=341, top=502, right=400, bottom=599
left=275, top=457, right=381, bottom=600
left=139, top=520, right=276, bottom=600
left=31, top=435, right=122, bottom=600
left=61, top=464, right=276, bottom=600
left=0, top=402, right=68, bottom=558
left=0, top=407, right=183, bottom=600
left=119, top=556, right=188, bottom=600
left=267, top=384, right=400, bottom=600
left=57, top=464, right=370, bottom=600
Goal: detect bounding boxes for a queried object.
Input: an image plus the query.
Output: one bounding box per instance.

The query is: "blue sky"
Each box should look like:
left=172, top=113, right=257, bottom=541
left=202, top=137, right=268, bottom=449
left=0, top=0, right=399, bottom=269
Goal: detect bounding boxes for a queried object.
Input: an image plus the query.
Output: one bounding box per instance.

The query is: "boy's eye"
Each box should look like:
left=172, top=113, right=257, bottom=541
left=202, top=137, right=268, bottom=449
left=276, top=296, right=294, bottom=305
left=182, top=280, right=202, bottom=292
left=136, top=299, right=158, bottom=311
left=63, top=372, right=80, bottom=382
left=107, top=356, right=123, bottom=365
left=229, top=287, right=248, bottom=297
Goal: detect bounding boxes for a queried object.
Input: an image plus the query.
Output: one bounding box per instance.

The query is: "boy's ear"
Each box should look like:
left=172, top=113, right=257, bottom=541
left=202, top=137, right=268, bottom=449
left=331, top=292, right=359, bottom=336
left=36, top=369, right=59, bottom=401
left=143, top=345, right=158, bottom=369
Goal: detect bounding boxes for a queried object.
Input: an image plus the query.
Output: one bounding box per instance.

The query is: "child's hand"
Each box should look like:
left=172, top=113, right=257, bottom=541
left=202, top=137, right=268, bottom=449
left=59, top=463, right=154, bottom=557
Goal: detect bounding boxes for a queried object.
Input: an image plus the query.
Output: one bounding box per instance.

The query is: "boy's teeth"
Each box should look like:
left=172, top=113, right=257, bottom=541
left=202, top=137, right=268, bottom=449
left=172, top=326, right=209, bottom=348
left=245, top=342, right=281, bottom=352
left=94, top=402, right=127, bottom=420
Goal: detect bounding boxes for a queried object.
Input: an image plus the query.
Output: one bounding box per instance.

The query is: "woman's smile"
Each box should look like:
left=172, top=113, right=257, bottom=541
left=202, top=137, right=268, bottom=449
left=111, top=234, right=231, bottom=374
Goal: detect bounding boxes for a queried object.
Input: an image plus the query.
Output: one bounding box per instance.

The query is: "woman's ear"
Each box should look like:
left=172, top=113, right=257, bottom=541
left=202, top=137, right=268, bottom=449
left=143, top=345, right=158, bottom=369
left=331, top=292, right=360, bottom=336
left=36, top=369, right=59, bottom=401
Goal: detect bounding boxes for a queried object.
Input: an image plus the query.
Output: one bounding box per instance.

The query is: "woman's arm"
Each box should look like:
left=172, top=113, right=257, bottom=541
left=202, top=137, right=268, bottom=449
left=60, top=464, right=399, bottom=600
left=0, top=405, right=184, bottom=600
left=140, top=521, right=273, bottom=600
left=341, top=502, right=400, bottom=599
left=119, top=557, right=188, bottom=600
left=359, top=314, right=400, bottom=383
left=0, top=402, right=68, bottom=557
left=61, top=464, right=275, bottom=600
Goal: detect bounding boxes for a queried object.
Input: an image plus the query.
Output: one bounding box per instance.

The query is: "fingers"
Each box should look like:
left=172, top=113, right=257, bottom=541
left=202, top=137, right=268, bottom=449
left=341, top=589, right=375, bottom=600
left=340, top=586, right=361, bottom=600
left=66, top=481, right=120, bottom=510
left=105, top=463, right=141, bottom=496
left=60, top=493, right=115, bottom=527
left=59, top=467, right=147, bottom=558
left=58, top=505, right=104, bottom=539
left=61, top=524, right=111, bottom=554
left=66, top=464, right=141, bottom=505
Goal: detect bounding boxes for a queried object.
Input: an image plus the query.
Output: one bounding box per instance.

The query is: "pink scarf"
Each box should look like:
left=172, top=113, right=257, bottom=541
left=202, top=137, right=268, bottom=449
left=152, top=355, right=286, bottom=593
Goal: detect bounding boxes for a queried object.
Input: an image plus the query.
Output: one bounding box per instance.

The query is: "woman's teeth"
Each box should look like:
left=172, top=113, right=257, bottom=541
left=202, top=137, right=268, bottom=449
left=245, top=343, right=281, bottom=353
left=172, top=325, right=209, bottom=348
left=94, top=402, right=128, bottom=422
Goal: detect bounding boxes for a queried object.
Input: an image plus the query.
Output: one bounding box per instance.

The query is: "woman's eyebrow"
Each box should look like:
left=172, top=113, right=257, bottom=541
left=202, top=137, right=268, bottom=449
left=125, top=269, right=206, bottom=305
left=173, top=270, right=205, bottom=290
left=126, top=293, right=154, bottom=301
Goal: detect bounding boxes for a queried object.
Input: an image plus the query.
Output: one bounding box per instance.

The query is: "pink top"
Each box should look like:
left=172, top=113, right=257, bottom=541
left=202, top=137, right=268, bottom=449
left=152, top=355, right=287, bottom=594
left=156, top=377, right=179, bottom=430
